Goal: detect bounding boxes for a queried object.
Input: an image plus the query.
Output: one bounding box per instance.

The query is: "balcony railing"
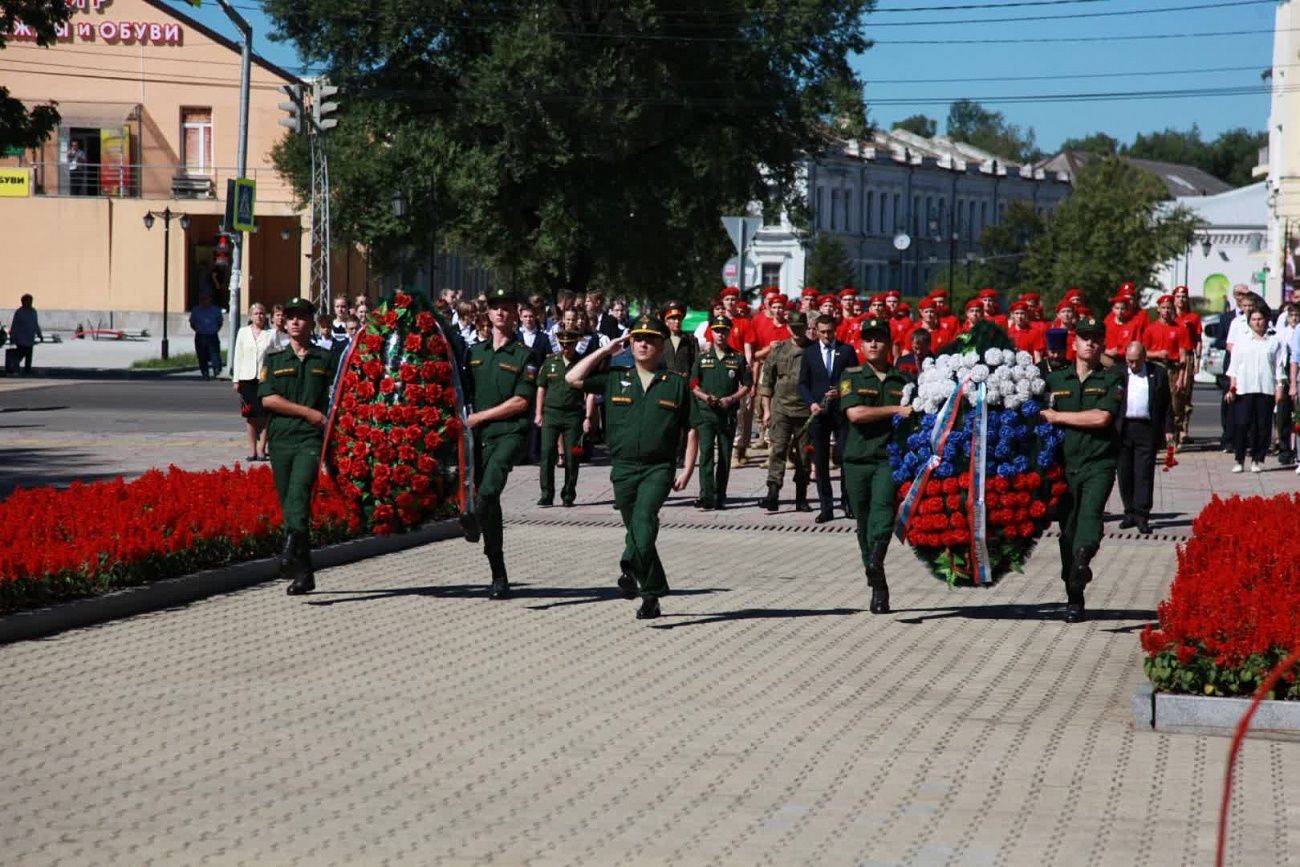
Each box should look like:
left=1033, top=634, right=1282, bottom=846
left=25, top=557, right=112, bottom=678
left=2, top=162, right=290, bottom=201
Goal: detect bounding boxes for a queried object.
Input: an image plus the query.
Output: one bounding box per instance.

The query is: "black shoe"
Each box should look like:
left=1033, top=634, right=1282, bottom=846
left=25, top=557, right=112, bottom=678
left=841, top=500, right=855, bottom=520
left=1136, top=519, right=1152, bottom=534
left=488, top=555, right=510, bottom=600
left=1064, top=599, right=1085, bottom=623
left=1117, top=516, right=1136, bottom=530
left=694, top=498, right=715, bottom=510
left=869, top=587, right=891, bottom=615
left=287, top=572, right=315, bottom=595
left=759, top=483, right=780, bottom=512
left=537, top=496, right=554, bottom=507
left=715, top=497, right=727, bottom=511
left=618, top=567, right=638, bottom=600
left=286, top=533, right=315, bottom=595
left=277, top=532, right=297, bottom=580
left=815, top=510, right=833, bottom=524
left=459, top=511, right=481, bottom=543
left=636, top=597, right=661, bottom=619
left=795, top=498, right=813, bottom=513
left=561, top=498, right=575, bottom=508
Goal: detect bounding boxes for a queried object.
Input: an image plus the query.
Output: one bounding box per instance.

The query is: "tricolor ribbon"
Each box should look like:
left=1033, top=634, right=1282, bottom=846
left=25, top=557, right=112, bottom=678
left=967, top=382, right=991, bottom=586
left=895, top=375, right=968, bottom=542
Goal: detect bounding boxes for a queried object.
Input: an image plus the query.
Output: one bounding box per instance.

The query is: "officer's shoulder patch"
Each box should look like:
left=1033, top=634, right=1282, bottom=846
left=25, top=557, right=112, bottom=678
left=1052, top=389, right=1071, bottom=398
left=273, top=366, right=296, bottom=376
left=845, top=365, right=863, bottom=373
left=657, top=398, right=678, bottom=409
left=257, top=365, right=268, bottom=383
left=839, top=378, right=853, bottom=397
left=498, top=360, right=520, bottom=373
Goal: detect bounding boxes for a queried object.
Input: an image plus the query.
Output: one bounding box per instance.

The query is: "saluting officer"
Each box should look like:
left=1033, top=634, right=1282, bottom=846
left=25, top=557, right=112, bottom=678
left=758, top=309, right=813, bottom=512
left=1040, top=315, right=1124, bottom=623
left=690, top=315, right=752, bottom=510
left=466, top=286, right=538, bottom=600
left=258, top=296, right=339, bottom=595
left=535, top=329, right=586, bottom=507
left=839, top=316, right=914, bottom=614
left=566, top=314, right=698, bottom=620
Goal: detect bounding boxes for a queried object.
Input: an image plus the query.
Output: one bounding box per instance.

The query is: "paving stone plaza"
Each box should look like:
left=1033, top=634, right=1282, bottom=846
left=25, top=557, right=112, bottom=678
left=3, top=404, right=1300, bottom=865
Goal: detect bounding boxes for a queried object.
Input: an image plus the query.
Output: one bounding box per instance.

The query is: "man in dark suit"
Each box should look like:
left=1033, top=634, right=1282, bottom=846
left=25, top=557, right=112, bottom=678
left=798, top=313, right=858, bottom=523
left=1117, top=340, right=1173, bottom=534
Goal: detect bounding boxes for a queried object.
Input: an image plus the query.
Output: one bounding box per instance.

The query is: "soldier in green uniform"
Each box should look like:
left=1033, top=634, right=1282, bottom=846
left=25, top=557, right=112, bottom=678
left=566, top=314, right=698, bottom=620
left=758, top=309, right=813, bottom=512
left=258, top=296, right=339, bottom=595
left=690, top=315, right=752, bottom=510
left=840, top=317, right=914, bottom=614
left=661, top=300, right=697, bottom=377
left=465, top=286, right=539, bottom=600
left=1040, top=316, right=1124, bottom=623
left=535, top=329, right=585, bottom=507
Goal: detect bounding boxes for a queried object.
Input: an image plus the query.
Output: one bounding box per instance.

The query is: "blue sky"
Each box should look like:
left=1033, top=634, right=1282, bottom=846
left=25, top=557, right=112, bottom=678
left=182, top=0, right=1276, bottom=153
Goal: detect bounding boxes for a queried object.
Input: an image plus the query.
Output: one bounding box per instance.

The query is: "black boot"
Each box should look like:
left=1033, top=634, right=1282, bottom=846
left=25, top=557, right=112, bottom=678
left=865, top=539, right=890, bottom=614
left=277, top=532, right=296, bottom=581
left=459, top=509, right=481, bottom=543
left=841, top=496, right=855, bottom=520
left=286, top=532, right=315, bottom=595
left=488, top=554, right=510, bottom=600
left=794, top=483, right=812, bottom=513
left=759, top=483, right=780, bottom=512
left=617, top=562, right=638, bottom=599
left=636, top=596, right=661, bottom=619
left=1064, top=546, right=1096, bottom=623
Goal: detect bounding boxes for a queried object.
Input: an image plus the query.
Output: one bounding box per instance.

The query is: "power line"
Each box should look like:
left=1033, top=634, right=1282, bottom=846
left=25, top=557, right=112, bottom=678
left=865, top=0, right=1274, bottom=27
left=875, top=27, right=1279, bottom=45
left=864, top=63, right=1274, bottom=85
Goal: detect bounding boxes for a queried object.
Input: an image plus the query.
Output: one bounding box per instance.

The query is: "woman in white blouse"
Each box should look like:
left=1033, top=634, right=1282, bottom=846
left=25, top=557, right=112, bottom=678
left=231, top=303, right=276, bottom=461
left=1225, top=308, right=1286, bottom=473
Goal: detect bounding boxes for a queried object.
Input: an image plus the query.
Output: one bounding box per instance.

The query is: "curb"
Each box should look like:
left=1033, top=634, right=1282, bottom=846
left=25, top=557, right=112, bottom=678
left=1132, top=683, right=1300, bottom=742
left=0, top=519, right=463, bottom=646
left=0, top=366, right=201, bottom=381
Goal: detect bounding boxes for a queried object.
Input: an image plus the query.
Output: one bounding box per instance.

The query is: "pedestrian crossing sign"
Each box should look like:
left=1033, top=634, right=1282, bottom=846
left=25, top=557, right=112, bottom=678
left=229, top=177, right=256, bottom=232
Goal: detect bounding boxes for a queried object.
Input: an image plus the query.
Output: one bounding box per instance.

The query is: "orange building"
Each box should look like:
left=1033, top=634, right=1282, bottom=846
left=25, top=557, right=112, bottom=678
left=0, top=0, right=369, bottom=332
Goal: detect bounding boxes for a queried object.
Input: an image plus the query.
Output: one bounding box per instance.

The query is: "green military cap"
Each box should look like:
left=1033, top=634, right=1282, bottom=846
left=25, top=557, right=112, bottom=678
left=1075, top=315, right=1106, bottom=337
left=485, top=286, right=521, bottom=305
left=709, top=315, right=733, bottom=332
left=788, top=310, right=808, bottom=328
left=556, top=329, right=582, bottom=343
left=662, top=300, right=688, bottom=319
left=283, top=296, right=314, bottom=315
left=859, top=316, right=891, bottom=338
left=628, top=313, right=669, bottom=339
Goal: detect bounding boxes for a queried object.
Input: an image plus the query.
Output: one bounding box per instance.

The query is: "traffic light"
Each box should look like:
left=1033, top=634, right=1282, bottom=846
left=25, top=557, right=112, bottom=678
left=214, top=232, right=232, bottom=270
left=313, top=82, right=339, bottom=131
left=277, top=84, right=304, bottom=134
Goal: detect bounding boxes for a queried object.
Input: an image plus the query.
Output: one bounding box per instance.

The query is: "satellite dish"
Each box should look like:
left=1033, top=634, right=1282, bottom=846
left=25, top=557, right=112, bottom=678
left=892, top=233, right=912, bottom=251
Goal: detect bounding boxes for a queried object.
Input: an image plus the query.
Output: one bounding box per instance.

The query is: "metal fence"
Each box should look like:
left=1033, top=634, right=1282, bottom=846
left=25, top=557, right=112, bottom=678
left=10, top=162, right=293, bottom=202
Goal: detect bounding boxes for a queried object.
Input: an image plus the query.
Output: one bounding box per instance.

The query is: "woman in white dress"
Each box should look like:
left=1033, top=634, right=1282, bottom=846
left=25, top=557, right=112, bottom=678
left=231, top=303, right=277, bottom=461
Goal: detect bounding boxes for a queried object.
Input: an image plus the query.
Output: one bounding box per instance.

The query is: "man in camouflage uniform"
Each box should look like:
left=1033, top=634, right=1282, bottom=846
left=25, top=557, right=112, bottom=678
left=758, top=309, right=813, bottom=512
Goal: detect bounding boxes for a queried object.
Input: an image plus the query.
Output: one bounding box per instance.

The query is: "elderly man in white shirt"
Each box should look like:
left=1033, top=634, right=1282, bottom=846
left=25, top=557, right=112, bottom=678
left=1226, top=308, right=1286, bottom=473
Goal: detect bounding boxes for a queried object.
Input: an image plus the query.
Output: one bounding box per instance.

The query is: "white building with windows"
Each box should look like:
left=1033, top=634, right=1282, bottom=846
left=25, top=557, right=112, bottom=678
left=747, top=129, right=1072, bottom=297
left=1153, top=183, right=1268, bottom=311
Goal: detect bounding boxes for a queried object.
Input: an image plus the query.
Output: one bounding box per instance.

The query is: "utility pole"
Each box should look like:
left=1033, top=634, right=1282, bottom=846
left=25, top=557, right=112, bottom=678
left=310, top=81, right=339, bottom=316
left=216, top=0, right=251, bottom=379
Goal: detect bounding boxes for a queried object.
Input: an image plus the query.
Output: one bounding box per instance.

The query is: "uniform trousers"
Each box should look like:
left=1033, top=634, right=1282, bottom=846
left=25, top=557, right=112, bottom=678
left=1232, top=393, right=1275, bottom=464
left=1057, top=463, right=1116, bottom=570
left=843, top=460, right=896, bottom=571
left=611, top=460, right=674, bottom=598
left=765, top=412, right=810, bottom=490
left=475, top=430, right=525, bottom=559
left=539, top=413, right=582, bottom=502
left=696, top=410, right=736, bottom=505
left=1170, top=375, right=1193, bottom=443
left=271, top=440, right=322, bottom=534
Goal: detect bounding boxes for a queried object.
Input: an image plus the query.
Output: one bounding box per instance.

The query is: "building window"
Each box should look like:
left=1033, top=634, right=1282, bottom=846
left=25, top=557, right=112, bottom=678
left=815, top=187, right=825, bottom=229
left=892, top=194, right=900, bottom=231
left=880, top=194, right=888, bottom=234
left=830, top=189, right=840, bottom=231
left=842, top=188, right=852, bottom=233
left=968, top=201, right=976, bottom=239
left=980, top=202, right=988, bottom=233
left=865, top=191, right=873, bottom=234
left=761, top=262, right=782, bottom=288
left=181, top=108, right=213, bottom=176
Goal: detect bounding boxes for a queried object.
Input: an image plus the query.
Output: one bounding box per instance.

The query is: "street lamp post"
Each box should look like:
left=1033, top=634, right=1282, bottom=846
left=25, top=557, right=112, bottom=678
left=143, top=208, right=190, bottom=360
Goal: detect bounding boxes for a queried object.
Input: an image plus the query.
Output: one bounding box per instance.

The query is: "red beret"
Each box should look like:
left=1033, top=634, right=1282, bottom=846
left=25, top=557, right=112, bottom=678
left=918, top=298, right=936, bottom=311
left=1010, top=300, right=1028, bottom=312
left=768, top=294, right=788, bottom=305
left=1055, top=298, right=1076, bottom=311
left=885, top=289, right=902, bottom=298
left=838, top=287, right=857, bottom=298
left=1076, top=305, right=1093, bottom=317
left=929, top=287, right=950, bottom=298
left=964, top=297, right=983, bottom=311
left=1063, top=287, right=1085, bottom=300
left=818, top=294, right=839, bottom=308
left=1118, top=281, right=1136, bottom=294
left=870, top=293, right=887, bottom=304
left=720, top=286, right=741, bottom=298
left=1020, top=291, right=1040, bottom=302
left=896, top=301, right=911, bottom=313
left=801, top=286, right=819, bottom=298
left=1173, top=284, right=1190, bottom=295
left=763, top=287, right=780, bottom=299
left=1157, top=294, right=1173, bottom=305
left=977, top=288, right=998, bottom=299
left=1109, top=292, right=1131, bottom=304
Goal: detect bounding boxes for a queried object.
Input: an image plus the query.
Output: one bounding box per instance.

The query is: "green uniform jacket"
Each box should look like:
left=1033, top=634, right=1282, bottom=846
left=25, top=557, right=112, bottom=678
left=691, top=346, right=751, bottom=421
left=467, top=338, right=538, bottom=439
left=583, top=364, right=692, bottom=464
left=539, top=352, right=584, bottom=423
left=760, top=339, right=810, bottom=420
left=1045, top=365, right=1124, bottom=466
left=839, top=364, right=912, bottom=463
left=257, top=344, right=338, bottom=443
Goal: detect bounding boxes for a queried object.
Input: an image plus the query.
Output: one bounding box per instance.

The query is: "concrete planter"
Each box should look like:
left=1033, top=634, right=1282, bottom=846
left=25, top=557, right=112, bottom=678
left=0, top=519, right=463, bottom=645
left=1132, top=683, right=1300, bottom=742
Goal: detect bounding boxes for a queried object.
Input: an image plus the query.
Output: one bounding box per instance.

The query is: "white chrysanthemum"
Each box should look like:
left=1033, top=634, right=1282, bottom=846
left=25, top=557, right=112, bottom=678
left=911, top=397, right=925, bottom=412
left=1005, top=395, right=1023, bottom=410
left=965, top=390, right=981, bottom=407
left=1030, top=377, right=1046, bottom=395
left=921, top=356, right=935, bottom=371
left=1016, top=350, right=1033, bottom=367
left=985, top=389, right=1003, bottom=407
left=983, top=347, right=1005, bottom=367
left=999, top=379, right=1016, bottom=397
left=963, top=351, right=979, bottom=367
left=935, top=354, right=954, bottom=372
left=969, top=363, right=990, bottom=383
left=901, top=383, right=915, bottom=404
left=1015, top=379, right=1033, bottom=397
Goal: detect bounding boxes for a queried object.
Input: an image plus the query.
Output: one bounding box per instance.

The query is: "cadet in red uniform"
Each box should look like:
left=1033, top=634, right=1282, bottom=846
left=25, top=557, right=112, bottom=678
left=1143, top=293, right=1194, bottom=446
left=890, top=301, right=914, bottom=347
left=960, top=296, right=985, bottom=333
left=1171, top=284, right=1202, bottom=447
left=914, top=298, right=956, bottom=348
left=1052, top=299, right=1079, bottom=361
left=836, top=289, right=863, bottom=344
left=884, top=289, right=902, bottom=315
left=978, top=288, right=1007, bottom=329
left=1006, top=300, right=1047, bottom=360
left=930, top=288, right=960, bottom=335
left=800, top=286, right=820, bottom=316
left=1104, top=291, right=1147, bottom=363
left=1020, top=291, right=1048, bottom=334
left=1105, top=282, right=1137, bottom=327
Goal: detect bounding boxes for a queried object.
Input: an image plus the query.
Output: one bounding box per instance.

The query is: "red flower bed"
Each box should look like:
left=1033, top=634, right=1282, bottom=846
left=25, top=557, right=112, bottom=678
left=0, top=465, right=361, bottom=613
left=1141, top=493, right=1300, bottom=699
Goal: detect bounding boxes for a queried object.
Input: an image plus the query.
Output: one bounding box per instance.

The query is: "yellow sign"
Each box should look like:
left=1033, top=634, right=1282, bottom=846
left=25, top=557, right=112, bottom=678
left=0, top=168, right=30, bottom=197
left=99, top=125, right=132, bottom=197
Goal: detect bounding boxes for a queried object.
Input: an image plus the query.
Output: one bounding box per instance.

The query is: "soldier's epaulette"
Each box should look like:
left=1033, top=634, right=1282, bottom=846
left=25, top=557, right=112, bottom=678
left=844, top=365, right=863, bottom=373
left=662, top=369, right=686, bottom=379
left=263, top=346, right=291, bottom=360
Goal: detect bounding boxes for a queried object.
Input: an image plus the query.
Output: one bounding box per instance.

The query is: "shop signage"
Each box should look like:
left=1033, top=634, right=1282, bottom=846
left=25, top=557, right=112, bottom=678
left=0, top=169, right=32, bottom=198
left=4, top=3, right=185, bottom=47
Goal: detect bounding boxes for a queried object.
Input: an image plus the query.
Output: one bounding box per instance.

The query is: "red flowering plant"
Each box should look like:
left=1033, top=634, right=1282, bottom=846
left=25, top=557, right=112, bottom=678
left=325, top=290, right=465, bottom=535
left=887, top=322, right=1065, bottom=586
left=0, top=465, right=359, bottom=613
left=1140, top=494, right=1300, bottom=699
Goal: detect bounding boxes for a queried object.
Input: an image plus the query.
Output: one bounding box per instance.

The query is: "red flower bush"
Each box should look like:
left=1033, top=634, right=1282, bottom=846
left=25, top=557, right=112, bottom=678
left=326, top=291, right=464, bottom=535
left=0, top=465, right=360, bottom=613
left=1141, top=494, right=1300, bottom=699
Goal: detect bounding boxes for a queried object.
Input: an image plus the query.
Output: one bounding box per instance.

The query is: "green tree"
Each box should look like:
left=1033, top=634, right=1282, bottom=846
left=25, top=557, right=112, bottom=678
left=893, top=114, right=937, bottom=138
left=1058, top=132, right=1118, bottom=156
left=804, top=232, right=855, bottom=293
left=1205, top=127, right=1267, bottom=188
left=265, top=1, right=873, bottom=302
left=1125, top=126, right=1209, bottom=169
left=971, top=200, right=1046, bottom=292
left=945, top=99, right=1039, bottom=163
left=1021, top=157, right=1200, bottom=310
left=0, top=1, right=71, bottom=151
